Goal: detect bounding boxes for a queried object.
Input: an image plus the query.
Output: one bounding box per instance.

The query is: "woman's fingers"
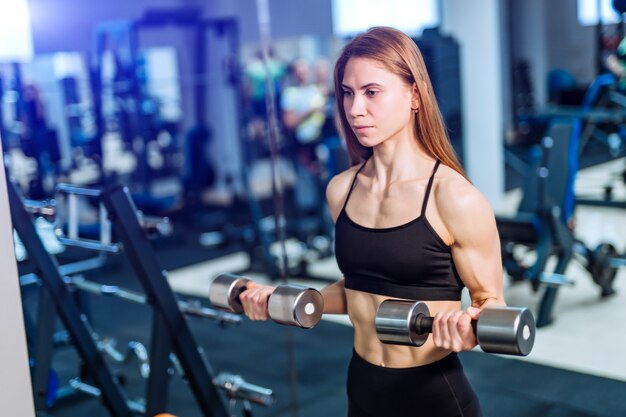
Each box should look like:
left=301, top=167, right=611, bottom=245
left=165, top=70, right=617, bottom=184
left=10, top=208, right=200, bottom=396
left=239, top=285, right=274, bottom=320
left=433, top=309, right=478, bottom=352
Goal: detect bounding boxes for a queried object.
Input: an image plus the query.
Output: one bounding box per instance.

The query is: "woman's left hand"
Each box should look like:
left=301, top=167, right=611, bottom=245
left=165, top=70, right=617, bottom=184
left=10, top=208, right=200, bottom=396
left=432, top=307, right=481, bottom=352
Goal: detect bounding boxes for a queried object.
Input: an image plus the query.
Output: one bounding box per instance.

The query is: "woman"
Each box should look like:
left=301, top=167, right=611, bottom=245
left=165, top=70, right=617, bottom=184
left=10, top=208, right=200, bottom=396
left=240, top=26, right=505, bottom=417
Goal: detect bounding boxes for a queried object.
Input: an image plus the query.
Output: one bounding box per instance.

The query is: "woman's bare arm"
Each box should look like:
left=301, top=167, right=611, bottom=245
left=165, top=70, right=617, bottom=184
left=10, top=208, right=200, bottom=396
left=431, top=175, right=505, bottom=351
left=321, top=279, right=347, bottom=314
left=238, top=169, right=357, bottom=320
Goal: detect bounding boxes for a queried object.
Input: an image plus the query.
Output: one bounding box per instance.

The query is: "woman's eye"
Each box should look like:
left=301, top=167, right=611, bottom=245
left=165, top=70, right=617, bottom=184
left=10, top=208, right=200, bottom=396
left=342, top=90, right=353, bottom=97
left=366, top=90, right=379, bottom=96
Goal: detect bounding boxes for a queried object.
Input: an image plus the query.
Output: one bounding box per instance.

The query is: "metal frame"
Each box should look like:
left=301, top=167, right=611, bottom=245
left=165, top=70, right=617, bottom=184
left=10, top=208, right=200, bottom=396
left=7, top=179, right=134, bottom=417
left=497, top=120, right=578, bottom=327
left=14, top=176, right=263, bottom=416
left=101, top=184, right=229, bottom=416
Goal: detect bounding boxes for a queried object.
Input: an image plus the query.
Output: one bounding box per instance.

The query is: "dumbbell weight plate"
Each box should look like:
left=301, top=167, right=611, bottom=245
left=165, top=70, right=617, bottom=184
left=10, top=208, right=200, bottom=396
left=476, top=306, right=535, bottom=356
left=590, top=243, right=618, bottom=297
left=375, top=300, right=430, bottom=347
left=267, top=284, right=323, bottom=328
left=209, top=273, right=251, bottom=314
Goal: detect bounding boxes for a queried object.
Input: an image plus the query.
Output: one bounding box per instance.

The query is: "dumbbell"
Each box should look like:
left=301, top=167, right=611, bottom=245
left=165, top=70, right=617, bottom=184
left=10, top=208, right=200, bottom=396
left=209, top=273, right=323, bottom=329
left=375, top=300, right=535, bottom=356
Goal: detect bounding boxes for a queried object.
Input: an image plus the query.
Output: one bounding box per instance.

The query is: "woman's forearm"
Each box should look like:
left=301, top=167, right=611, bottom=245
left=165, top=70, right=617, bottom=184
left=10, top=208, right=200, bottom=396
left=320, top=278, right=347, bottom=314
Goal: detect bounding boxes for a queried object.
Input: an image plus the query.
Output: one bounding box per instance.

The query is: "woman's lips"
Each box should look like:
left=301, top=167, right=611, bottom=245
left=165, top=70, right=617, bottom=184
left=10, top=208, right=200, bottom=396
left=353, top=125, right=373, bottom=133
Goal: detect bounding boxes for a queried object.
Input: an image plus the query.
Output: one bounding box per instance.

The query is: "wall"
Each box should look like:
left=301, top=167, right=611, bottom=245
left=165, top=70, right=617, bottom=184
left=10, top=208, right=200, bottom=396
left=201, top=0, right=334, bottom=43
left=510, top=0, right=601, bottom=107
left=0, top=138, right=36, bottom=416
left=510, top=0, right=549, bottom=106
left=28, top=0, right=334, bottom=53
left=28, top=0, right=184, bottom=54
left=441, top=0, right=506, bottom=209
left=546, top=0, right=597, bottom=84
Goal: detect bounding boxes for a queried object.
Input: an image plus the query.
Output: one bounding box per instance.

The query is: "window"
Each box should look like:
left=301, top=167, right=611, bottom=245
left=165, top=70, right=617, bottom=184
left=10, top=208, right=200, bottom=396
left=0, top=0, right=34, bottom=61
left=578, top=0, right=621, bottom=26
left=332, top=0, right=440, bottom=38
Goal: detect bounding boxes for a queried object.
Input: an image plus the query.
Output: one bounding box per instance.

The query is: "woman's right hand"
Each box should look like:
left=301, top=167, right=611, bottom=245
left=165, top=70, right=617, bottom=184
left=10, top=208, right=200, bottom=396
left=239, top=282, right=276, bottom=320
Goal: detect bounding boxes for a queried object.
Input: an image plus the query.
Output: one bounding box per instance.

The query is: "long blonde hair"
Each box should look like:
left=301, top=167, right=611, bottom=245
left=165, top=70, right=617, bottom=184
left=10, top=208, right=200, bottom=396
left=333, top=26, right=467, bottom=179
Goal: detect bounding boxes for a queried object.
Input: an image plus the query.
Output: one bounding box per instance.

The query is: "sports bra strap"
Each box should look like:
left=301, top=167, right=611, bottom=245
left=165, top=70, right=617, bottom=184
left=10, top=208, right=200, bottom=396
left=421, top=160, right=441, bottom=217
left=342, top=159, right=369, bottom=211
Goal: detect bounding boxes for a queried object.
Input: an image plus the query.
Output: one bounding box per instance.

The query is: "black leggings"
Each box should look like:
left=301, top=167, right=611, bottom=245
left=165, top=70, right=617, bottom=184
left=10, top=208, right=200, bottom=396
left=347, top=350, right=482, bottom=417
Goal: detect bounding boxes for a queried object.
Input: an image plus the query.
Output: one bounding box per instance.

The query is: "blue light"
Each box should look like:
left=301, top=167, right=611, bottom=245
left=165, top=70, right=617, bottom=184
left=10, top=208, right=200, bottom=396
left=0, top=0, right=34, bottom=62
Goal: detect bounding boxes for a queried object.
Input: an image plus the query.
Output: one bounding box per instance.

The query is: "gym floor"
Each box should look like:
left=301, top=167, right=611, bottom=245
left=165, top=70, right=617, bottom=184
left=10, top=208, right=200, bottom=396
left=45, top=157, right=626, bottom=417
left=501, top=157, right=626, bottom=381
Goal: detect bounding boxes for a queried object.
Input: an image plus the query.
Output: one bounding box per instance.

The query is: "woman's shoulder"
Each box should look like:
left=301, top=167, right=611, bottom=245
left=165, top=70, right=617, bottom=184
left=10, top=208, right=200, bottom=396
left=326, top=164, right=362, bottom=220
left=433, top=164, right=494, bottom=219
left=327, top=163, right=362, bottom=192
left=432, top=163, right=499, bottom=247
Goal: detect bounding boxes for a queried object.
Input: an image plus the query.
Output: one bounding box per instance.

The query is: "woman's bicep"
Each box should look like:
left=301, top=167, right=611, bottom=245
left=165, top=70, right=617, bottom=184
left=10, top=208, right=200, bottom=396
left=443, top=185, right=505, bottom=307
left=452, top=218, right=504, bottom=307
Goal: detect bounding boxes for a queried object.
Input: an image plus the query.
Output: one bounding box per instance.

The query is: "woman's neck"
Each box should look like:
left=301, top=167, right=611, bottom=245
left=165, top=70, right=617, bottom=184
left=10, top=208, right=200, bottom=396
left=368, top=135, right=434, bottom=189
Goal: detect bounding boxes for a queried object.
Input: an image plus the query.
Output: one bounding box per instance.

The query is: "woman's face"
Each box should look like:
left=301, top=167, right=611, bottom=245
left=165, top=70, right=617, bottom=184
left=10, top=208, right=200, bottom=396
left=341, top=57, right=415, bottom=148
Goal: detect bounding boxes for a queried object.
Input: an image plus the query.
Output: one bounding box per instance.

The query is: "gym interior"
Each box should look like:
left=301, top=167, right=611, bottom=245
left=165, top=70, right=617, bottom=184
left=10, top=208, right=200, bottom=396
left=1, top=0, right=626, bottom=416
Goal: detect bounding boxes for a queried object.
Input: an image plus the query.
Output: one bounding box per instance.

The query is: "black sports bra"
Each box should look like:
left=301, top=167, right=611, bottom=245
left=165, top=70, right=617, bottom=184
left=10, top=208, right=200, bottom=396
left=334, top=159, right=464, bottom=301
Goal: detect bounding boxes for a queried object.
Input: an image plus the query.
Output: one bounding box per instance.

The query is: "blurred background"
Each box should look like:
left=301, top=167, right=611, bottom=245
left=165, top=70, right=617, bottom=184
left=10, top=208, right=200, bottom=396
left=2, top=1, right=626, bottom=416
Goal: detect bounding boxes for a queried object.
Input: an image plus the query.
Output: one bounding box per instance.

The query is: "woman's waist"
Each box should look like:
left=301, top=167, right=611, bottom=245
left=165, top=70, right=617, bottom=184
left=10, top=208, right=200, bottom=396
left=346, top=288, right=461, bottom=318
left=347, top=291, right=461, bottom=368
left=352, top=331, right=454, bottom=369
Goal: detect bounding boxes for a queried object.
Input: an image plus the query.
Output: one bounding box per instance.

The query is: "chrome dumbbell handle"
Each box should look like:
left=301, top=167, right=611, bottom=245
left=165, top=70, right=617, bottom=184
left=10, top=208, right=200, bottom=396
left=209, top=273, right=324, bottom=328
left=213, top=372, right=275, bottom=407
left=137, top=211, right=173, bottom=236
left=23, top=198, right=56, bottom=219
left=376, top=300, right=536, bottom=356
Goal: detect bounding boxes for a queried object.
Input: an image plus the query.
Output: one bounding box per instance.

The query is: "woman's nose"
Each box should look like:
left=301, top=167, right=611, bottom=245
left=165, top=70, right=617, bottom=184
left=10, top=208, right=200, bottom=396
left=348, top=96, right=365, bottom=117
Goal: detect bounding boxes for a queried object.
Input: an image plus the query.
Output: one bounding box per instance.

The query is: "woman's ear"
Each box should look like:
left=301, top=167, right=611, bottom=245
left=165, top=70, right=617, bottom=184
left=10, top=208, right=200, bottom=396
left=411, top=83, right=420, bottom=111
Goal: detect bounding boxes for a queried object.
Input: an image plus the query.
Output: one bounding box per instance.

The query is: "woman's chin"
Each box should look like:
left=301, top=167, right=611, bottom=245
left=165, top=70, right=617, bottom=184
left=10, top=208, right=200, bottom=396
left=356, top=137, right=381, bottom=148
